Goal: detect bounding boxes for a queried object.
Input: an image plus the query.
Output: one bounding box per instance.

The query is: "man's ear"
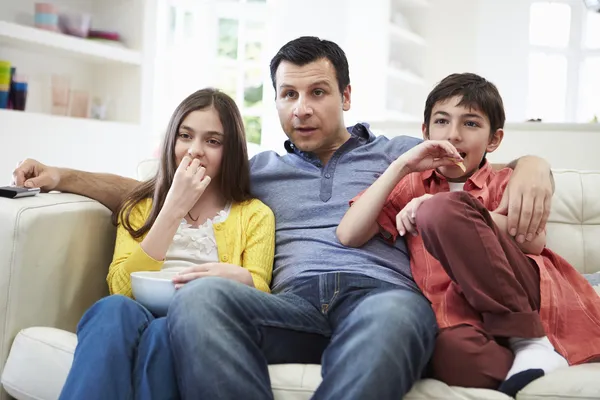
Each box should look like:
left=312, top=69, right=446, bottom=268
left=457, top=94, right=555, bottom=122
left=342, top=84, right=351, bottom=111
left=421, top=123, right=429, bottom=140
left=487, top=129, right=504, bottom=153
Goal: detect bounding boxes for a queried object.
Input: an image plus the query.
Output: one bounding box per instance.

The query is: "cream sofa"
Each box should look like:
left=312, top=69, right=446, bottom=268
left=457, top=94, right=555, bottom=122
left=1, top=169, right=600, bottom=400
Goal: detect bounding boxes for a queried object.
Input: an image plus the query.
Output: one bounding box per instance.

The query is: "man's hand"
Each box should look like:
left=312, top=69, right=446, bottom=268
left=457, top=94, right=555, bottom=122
left=494, top=156, right=553, bottom=243
left=396, top=194, right=434, bottom=236
left=172, top=263, right=253, bottom=289
left=12, top=159, right=61, bottom=191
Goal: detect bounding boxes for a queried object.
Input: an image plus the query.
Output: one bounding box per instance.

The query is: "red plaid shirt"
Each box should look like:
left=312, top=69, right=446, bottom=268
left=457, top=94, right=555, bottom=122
left=358, top=162, right=600, bottom=365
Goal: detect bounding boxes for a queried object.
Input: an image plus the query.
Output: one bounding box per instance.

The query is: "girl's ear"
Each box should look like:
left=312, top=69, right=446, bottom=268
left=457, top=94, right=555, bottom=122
left=486, top=129, right=504, bottom=154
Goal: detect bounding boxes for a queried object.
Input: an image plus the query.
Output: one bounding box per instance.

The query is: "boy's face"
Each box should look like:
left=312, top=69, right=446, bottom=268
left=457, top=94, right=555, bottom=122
left=422, top=95, right=503, bottom=181
left=274, top=59, right=351, bottom=158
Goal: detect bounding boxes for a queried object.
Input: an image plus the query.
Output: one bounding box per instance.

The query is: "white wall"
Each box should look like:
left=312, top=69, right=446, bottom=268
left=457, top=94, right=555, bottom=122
left=0, top=109, right=153, bottom=181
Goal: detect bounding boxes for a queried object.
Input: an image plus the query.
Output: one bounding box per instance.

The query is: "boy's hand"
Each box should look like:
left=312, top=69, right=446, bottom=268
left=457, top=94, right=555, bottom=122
left=397, top=140, right=463, bottom=173
left=396, top=194, right=434, bottom=236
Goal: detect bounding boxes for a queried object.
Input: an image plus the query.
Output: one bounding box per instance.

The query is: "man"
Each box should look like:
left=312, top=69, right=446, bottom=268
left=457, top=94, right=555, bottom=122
left=13, top=37, right=554, bottom=399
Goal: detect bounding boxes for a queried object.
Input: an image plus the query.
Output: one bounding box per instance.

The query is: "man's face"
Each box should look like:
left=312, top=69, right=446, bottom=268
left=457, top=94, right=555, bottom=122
left=274, top=58, right=351, bottom=156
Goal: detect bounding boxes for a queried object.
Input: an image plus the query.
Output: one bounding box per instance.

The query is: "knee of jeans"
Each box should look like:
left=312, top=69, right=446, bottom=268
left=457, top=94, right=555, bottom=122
left=77, top=295, right=147, bottom=332
left=169, top=277, right=237, bottom=318
left=353, top=290, right=437, bottom=340
left=417, top=192, right=472, bottom=234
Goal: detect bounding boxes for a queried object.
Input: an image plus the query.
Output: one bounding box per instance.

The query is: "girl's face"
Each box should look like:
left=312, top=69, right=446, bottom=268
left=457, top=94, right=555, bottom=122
left=424, top=95, right=503, bottom=181
left=173, top=107, right=225, bottom=181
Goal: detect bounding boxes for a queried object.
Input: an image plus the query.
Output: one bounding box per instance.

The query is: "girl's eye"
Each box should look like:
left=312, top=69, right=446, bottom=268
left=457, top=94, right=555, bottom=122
left=178, top=133, right=191, bottom=139
left=208, top=139, right=221, bottom=145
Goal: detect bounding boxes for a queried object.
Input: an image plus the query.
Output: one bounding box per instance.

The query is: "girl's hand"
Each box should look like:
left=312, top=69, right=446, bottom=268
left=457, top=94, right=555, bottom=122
left=397, top=140, right=462, bottom=174
left=172, top=263, right=254, bottom=289
left=396, top=194, right=434, bottom=236
left=162, top=156, right=212, bottom=220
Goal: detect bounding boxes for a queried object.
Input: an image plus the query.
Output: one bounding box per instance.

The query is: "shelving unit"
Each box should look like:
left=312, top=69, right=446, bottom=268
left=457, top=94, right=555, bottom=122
left=0, top=21, right=142, bottom=66
left=0, top=0, right=158, bottom=178
left=389, top=23, right=426, bottom=47
left=384, top=0, right=431, bottom=121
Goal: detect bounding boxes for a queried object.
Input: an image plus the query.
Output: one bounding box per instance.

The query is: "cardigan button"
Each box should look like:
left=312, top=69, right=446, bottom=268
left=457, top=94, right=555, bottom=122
left=215, top=224, right=222, bottom=230
left=221, top=255, right=229, bottom=262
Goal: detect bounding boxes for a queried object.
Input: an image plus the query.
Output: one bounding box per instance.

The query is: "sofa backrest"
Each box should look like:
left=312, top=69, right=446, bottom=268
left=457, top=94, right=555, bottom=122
left=547, top=170, right=600, bottom=274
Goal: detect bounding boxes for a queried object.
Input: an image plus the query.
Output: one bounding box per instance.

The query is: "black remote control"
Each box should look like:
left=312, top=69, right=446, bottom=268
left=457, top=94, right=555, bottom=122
left=0, top=186, right=41, bottom=198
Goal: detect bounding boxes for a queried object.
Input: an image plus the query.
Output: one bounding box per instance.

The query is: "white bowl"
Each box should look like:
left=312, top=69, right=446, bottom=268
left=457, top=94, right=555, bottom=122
left=131, top=270, right=181, bottom=316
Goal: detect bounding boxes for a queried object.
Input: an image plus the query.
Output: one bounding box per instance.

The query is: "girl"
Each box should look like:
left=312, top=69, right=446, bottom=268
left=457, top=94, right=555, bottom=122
left=59, top=88, right=275, bottom=400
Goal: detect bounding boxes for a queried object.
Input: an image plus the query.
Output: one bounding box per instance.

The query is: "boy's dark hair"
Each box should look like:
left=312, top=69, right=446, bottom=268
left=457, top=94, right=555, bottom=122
left=424, top=73, right=506, bottom=136
left=269, top=36, right=350, bottom=96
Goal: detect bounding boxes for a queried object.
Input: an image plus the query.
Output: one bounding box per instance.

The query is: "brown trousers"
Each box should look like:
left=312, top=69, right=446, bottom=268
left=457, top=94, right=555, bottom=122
left=416, top=191, right=544, bottom=389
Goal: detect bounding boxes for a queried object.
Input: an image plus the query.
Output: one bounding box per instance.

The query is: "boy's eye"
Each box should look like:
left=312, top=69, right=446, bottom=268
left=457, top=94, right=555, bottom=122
left=465, top=121, right=480, bottom=128
left=434, top=118, right=448, bottom=124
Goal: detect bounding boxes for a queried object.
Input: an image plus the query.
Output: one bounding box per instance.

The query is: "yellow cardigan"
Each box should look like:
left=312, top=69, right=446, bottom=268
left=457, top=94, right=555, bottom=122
left=107, top=197, right=275, bottom=297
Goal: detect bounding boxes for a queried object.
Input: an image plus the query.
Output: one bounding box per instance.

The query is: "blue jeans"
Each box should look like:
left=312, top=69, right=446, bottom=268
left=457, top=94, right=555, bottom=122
left=168, top=273, right=437, bottom=400
left=59, top=295, right=179, bottom=400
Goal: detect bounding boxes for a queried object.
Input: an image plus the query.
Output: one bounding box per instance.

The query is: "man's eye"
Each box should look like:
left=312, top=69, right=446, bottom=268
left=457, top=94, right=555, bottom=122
left=314, top=89, right=325, bottom=96
left=285, top=91, right=297, bottom=98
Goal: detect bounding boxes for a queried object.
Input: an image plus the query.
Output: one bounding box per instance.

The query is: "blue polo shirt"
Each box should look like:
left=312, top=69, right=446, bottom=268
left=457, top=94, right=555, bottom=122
left=249, top=123, right=422, bottom=294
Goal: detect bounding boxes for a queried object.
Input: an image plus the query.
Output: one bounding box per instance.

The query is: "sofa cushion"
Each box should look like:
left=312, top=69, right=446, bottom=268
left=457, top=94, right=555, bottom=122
left=546, top=170, right=600, bottom=274
left=4, top=326, right=600, bottom=400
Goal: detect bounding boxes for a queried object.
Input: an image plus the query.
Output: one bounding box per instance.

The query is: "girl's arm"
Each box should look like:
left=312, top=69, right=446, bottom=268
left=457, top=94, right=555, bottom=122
left=107, top=200, right=180, bottom=297
left=337, top=159, right=410, bottom=247
left=240, top=202, right=276, bottom=293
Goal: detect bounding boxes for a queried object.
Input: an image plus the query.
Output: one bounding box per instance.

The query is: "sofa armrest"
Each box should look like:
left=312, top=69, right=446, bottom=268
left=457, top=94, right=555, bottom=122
left=0, top=193, right=115, bottom=375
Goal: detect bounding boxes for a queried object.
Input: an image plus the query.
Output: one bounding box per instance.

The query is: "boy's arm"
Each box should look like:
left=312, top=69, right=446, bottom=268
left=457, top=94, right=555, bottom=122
left=337, top=159, right=410, bottom=247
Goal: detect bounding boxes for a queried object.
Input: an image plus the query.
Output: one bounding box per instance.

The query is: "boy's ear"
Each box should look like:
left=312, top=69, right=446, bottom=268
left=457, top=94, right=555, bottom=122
left=421, top=123, right=429, bottom=140
left=486, top=129, right=504, bottom=154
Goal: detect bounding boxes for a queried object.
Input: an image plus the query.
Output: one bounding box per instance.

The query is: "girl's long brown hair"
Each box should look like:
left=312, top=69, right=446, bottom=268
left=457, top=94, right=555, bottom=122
left=113, top=88, right=252, bottom=238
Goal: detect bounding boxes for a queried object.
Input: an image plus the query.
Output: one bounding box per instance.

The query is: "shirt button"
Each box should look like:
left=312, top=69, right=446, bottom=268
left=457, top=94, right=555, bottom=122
left=325, top=173, right=331, bottom=179
left=221, top=255, right=229, bottom=262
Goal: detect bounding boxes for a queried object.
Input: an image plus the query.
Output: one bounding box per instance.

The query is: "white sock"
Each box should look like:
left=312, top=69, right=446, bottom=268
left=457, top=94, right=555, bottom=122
left=505, top=336, right=568, bottom=380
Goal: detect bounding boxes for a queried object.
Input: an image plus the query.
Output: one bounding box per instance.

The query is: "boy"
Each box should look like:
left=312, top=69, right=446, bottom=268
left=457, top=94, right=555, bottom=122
left=337, top=73, right=600, bottom=397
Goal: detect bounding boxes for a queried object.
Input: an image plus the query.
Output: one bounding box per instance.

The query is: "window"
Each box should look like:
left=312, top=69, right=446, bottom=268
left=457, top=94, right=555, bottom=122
left=154, top=0, right=269, bottom=145
left=527, top=1, right=600, bottom=122
left=215, top=0, right=268, bottom=145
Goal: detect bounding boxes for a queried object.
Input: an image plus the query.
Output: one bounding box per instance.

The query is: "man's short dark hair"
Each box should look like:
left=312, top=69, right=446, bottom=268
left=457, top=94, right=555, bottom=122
left=269, top=36, right=350, bottom=95
left=424, top=73, right=506, bottom=135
